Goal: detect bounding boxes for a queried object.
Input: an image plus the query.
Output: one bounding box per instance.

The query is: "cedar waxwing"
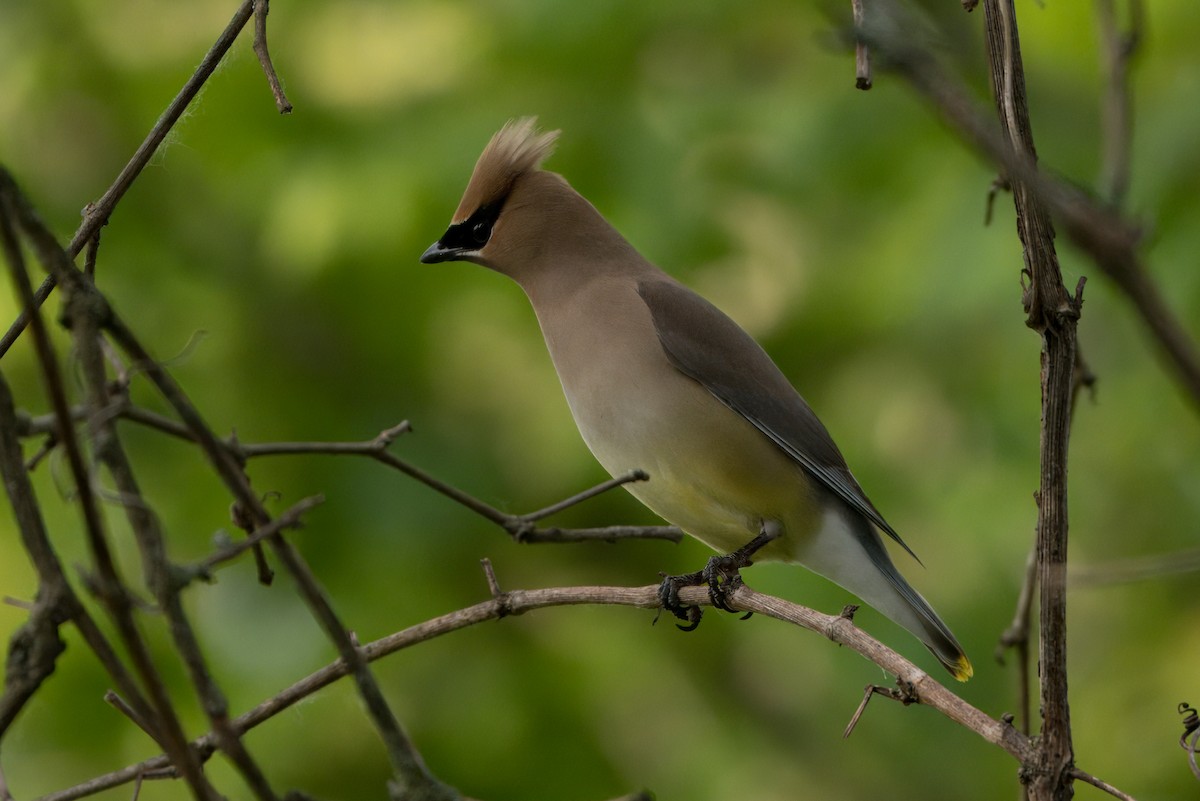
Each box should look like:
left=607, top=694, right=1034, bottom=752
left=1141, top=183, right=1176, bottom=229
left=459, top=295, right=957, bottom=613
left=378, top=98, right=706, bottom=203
left=421, top=118, right=972, bottom=681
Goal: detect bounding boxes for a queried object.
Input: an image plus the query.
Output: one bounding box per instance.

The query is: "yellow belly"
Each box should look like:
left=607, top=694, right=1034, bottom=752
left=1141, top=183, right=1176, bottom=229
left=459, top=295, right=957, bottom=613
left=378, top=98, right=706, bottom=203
left=575, top=366, right=820, bottom=560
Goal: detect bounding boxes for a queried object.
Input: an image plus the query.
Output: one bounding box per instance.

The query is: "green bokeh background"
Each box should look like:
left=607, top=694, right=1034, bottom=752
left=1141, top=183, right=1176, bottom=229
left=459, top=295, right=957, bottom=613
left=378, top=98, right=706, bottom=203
left=2, top=1, right=1198, bottom=799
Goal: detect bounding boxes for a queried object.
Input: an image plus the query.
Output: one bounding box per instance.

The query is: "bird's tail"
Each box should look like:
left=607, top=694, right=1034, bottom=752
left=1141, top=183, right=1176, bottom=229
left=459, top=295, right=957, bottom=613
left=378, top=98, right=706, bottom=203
left=802, top=511, right=973, bottom=682
left=858, top=523, right=972, bottom=681
left=886, top=576, right=974, bottom=682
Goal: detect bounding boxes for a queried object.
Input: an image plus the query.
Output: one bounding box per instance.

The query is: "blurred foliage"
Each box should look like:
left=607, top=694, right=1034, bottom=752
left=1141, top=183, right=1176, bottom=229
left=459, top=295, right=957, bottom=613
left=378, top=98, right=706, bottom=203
left=1, top=0, right=1199, bottom=799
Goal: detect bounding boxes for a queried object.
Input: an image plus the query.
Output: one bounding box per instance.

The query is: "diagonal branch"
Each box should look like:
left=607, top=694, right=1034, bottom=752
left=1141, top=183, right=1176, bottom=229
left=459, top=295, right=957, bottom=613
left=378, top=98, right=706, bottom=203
left=0, top=0, right=259, bottom=360
left=0, top=366, right=152, bottom=751
left=6, top=167, right=438, bottom=799
left=60, top=268, right=278, bottom=797
left=35, top=580, right=1123, bottom=801
left=858, top=1, right=1200, bottom=411
left=0, top=177, right=218, bottom=799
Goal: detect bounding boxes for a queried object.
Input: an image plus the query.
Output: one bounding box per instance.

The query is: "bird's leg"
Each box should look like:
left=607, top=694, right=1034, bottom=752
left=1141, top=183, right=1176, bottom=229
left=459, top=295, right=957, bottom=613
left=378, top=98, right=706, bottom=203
left=703, top=520, right=781, bottom=615
left=657, top=520, right=781, bottom=631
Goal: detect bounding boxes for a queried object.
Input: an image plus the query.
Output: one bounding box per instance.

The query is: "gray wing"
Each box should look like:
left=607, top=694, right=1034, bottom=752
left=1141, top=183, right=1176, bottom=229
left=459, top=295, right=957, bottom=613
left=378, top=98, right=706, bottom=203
left=637, top=278, right=919, bottom=562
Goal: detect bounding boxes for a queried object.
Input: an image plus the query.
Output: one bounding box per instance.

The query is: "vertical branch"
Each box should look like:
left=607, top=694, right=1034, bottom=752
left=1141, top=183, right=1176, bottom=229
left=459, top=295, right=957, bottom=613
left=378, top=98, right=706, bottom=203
left=995, top=545, right=1038, bottom=737
left=981, top=2, right=1081, bottom=799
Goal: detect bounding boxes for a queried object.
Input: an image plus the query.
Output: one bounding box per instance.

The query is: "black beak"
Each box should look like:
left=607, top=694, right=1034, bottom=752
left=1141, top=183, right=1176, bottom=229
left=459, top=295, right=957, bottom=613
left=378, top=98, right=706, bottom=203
left=419, top=240, right=462, bottom=264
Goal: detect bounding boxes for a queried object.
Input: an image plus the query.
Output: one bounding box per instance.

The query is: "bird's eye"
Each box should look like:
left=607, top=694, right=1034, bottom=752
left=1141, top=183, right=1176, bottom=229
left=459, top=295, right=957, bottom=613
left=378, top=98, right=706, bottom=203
left=471, top=220, right=490, bottom=246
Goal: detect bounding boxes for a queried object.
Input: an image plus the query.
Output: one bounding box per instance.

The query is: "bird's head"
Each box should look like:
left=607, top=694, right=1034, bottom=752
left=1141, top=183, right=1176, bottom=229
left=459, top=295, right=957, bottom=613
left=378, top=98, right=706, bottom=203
left=420, top=117, right=565, bottom=277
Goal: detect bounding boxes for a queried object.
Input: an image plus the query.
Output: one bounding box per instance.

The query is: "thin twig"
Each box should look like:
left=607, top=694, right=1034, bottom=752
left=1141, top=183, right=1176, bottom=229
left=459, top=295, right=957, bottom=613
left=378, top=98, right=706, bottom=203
left=1068, top=767, right=1139, bottom=801
left=0, top=0, right=258, bottom=359
left=252, top=0, right=293, bottom=113
left=82, top=231, right=100, bottom=278
left=843, top=684, right=912, bottom=738
left=995, top=532, right=1037, bottom=737
left=104, top=691, right=157, bottom=742
left=851, top=0, right=872, bottom=89
left=24, top=401, right=682, bottom=545
left=480, top=558, right=503, bottom=596
left=197, top=495, right=325, bottom=575
left=110, top=408, right=685, bottom=546
left=519, top=470, right=650, bottom=522
left=1071, top=546, right=1200, bottom=585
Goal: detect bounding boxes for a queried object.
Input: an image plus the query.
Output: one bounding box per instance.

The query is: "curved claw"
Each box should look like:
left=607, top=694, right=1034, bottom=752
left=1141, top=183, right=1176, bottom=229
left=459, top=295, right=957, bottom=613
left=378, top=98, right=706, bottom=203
left=704, top=555, right=745, bottom=613
left=675, top=606, right=703, bottom=632
left=657, top=570, right=705, bottom=630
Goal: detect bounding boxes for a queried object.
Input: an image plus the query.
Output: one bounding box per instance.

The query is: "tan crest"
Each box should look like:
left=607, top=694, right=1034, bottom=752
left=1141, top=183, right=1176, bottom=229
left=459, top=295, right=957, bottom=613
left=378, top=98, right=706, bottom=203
left=453, top=117, right=560, bottom=222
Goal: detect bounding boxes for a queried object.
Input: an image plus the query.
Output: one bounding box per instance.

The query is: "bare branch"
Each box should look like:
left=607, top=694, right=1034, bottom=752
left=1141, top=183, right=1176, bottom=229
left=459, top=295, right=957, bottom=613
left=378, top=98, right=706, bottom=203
left=252, top=0, right=293, bottom=113
left=0, top=174, right=217, bottom=798
left=62, top=257, right=277, bottom=799
left=980, top=2, right=1079, bottom=797
left=1069, top=767, right=1140, bottom=801
left=995, top=536, right=1037, bottom=737
left=196, top=495, right=325, bottom=577
left=861, top=1, right=1200, bottom=411
left=113, top=408, right=685, bottom=546
left=6, top=170, right=379, bottom=799
left=0, top=0, right=258, bottom=359
left=73, top=292, right=453, bottom=797
left=520, top=470, right=650, bottom=522
left=23, top=397, right=684, bottom=549
left=103, top=691, right=157, bottom=743
left=0, top=363, right=153, bottom=747
left=37, top=582, right=1065, bottom=801
left=842, top=683, right=916, bottom=738
left=1095, top=0, right=1143, bottom=206
left=1071, top=546, right=1200, bottom=586
left=479, top=558, right=503, bottom=599
left=851, top=0, right=872, bottom=89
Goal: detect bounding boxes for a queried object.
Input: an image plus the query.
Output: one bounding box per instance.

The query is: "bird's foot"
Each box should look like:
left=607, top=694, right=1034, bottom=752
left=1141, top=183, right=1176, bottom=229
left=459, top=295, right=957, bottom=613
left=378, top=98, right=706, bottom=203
left=656, top=569, right=705, bottom=631
left=655, top=521, right=781, bottom=631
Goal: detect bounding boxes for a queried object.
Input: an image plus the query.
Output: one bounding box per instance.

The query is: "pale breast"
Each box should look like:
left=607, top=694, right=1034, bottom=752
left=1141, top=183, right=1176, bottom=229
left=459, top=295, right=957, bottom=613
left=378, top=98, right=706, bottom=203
left=529, top=274, right=816, bottom=555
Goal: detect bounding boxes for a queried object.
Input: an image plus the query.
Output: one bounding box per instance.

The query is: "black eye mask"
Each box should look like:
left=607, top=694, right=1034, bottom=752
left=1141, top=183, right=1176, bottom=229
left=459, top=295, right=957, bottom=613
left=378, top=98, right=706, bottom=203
left=439, top=198, right=505, bottom=252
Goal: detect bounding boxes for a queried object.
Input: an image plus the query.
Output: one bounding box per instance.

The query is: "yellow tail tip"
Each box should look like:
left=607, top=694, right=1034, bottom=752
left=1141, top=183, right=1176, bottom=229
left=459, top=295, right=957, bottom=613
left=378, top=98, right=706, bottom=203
left=951, top=655, right=974, bottom=682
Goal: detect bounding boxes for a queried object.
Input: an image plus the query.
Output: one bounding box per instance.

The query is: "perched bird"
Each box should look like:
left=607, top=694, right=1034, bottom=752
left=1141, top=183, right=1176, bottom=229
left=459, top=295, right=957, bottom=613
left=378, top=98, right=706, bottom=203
left=421, top=118, right=972, bottom=681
